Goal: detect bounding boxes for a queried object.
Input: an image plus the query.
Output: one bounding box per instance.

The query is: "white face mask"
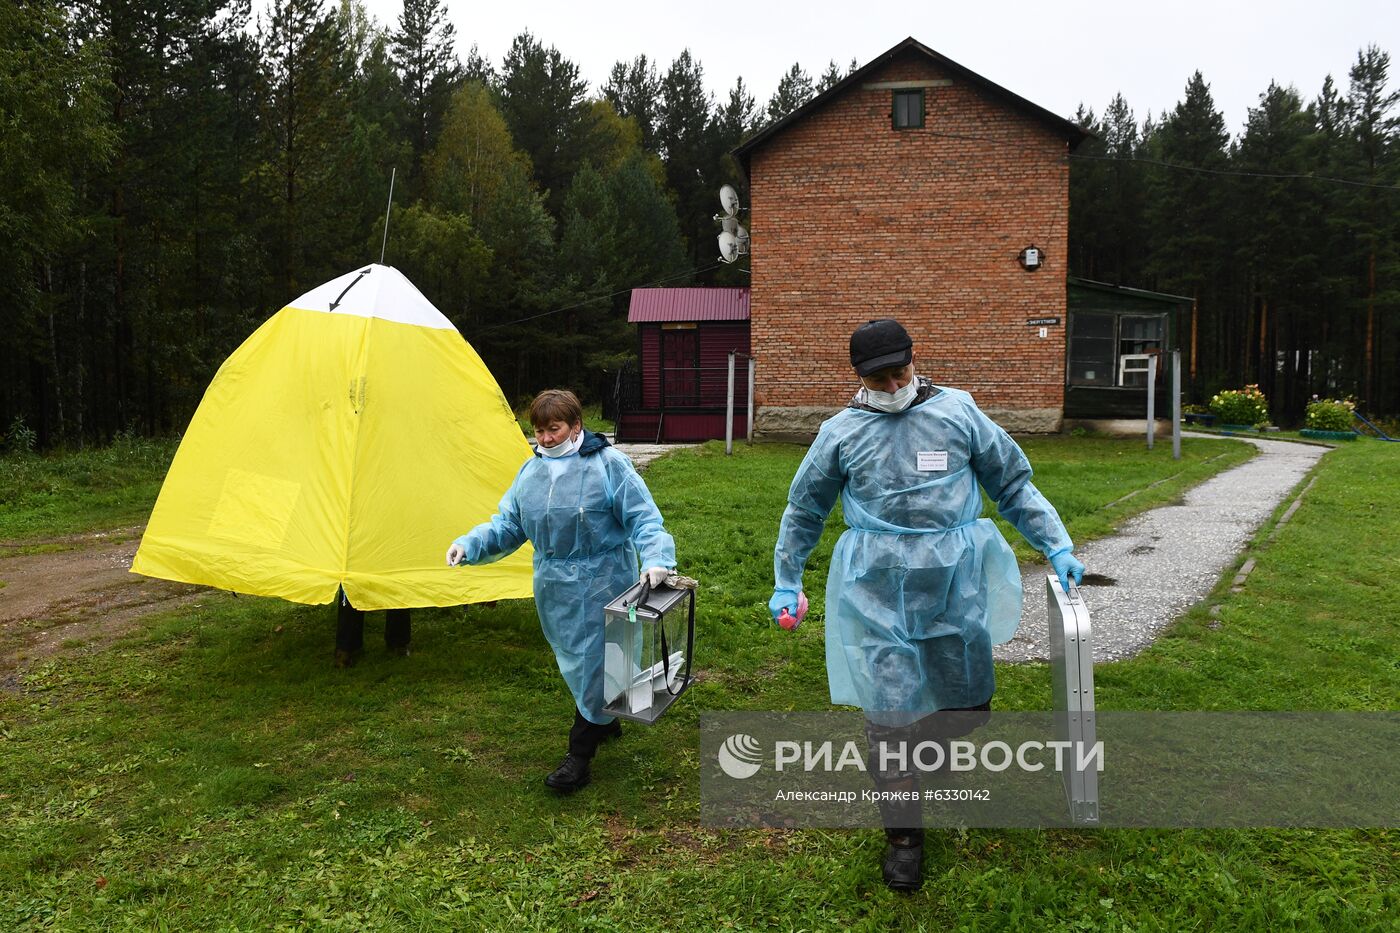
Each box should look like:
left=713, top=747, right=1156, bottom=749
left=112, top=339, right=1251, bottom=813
left=538, top=430, right=582, bottom=458
left=862, top=377, right=919, bottom=413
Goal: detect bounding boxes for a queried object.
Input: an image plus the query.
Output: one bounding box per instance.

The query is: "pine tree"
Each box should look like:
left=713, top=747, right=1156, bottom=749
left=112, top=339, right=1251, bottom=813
left=766, top=63, right=814, bottom=123
left=1236, top=82, right=1315, bottom=412
left=389, top=0, right=460, bottom=178
left=1142, top=72, right=1232, bottom=392
left=1339, top=46, right=1399, bottom=409
left=258, top=0, right=347, bottom=295
left=602, top=55, right=662, bottom=151
left=0, top=0, right=113, bottom=445
left=816, top=59, right=843, bottom=92
left=462, top=43, right=496, bottom=88
left=658, top=49, right=716, bottom=266
left=498, top=31, right=591, bottom=217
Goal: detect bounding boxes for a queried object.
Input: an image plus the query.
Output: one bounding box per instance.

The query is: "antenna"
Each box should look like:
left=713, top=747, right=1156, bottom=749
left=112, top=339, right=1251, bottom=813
left=717, top=232, right=740, bottom=263
left=719, top=184, right=740, bottom=218
left=715, top=185, right=750, bottom=263
left=379, top=167, right=397, bottom=264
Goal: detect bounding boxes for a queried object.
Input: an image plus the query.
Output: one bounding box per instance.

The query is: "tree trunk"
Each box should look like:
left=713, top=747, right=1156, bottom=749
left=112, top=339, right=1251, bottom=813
left=1365, top=250, right=1375, bottom=407
left=1258, top=296, right=1269, bottom=397
left=44, top=262, right=64, bottom=443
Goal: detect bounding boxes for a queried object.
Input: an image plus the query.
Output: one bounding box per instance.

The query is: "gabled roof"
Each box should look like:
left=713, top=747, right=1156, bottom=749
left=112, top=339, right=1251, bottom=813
left=628, top=287, right=751, bottom=323
left=732, top=37, right=1092, bottom=177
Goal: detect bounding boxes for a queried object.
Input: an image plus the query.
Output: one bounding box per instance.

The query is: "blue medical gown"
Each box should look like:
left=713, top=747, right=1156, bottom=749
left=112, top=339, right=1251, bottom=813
left=461, top=446, right=676, bottom=723
left=774, top=387, right=1072, bottom=715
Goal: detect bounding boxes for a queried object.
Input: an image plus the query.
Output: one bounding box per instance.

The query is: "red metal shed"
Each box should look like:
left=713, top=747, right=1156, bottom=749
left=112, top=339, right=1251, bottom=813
left=615, top=287, right=752, bottom=442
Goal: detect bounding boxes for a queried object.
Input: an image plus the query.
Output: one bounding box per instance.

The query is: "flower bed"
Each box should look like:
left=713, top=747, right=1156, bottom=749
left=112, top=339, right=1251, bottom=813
left=1209, top=385, right=1268, bottom=428
left=1305, top=398, right=1356, bottom=432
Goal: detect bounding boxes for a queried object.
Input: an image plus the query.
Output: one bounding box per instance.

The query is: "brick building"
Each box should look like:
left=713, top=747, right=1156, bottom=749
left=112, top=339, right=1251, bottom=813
left=734, top=37, right=1091, bottom=436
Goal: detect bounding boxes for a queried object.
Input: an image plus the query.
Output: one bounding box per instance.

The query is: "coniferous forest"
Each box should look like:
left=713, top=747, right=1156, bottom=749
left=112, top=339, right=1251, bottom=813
left=2, top=0, right=1397, bottom=449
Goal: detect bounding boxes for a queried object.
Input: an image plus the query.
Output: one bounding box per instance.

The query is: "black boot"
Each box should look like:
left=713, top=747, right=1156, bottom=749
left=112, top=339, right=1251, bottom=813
left=334, top=590, right=365, bottom=668
left=882, top=829, right=925, bottom=892
left=385, top=608, right=411, bottom=657
left=544, top=754, right=592, bottom=793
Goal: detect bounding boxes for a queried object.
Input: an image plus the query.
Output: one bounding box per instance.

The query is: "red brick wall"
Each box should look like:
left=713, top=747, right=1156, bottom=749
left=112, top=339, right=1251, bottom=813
left=750, top=51, right=1070, bottom=418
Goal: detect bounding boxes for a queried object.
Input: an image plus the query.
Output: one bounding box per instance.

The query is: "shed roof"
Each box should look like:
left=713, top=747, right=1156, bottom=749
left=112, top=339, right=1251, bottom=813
left=1068, top=276, right=1192, bottom=306
left=732, top=37, right=1092, bottom=177
left=628, top=287, right=751, bottom=323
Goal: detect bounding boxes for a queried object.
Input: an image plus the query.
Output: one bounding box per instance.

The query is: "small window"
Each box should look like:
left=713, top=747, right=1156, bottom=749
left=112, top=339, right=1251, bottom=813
left=892, top=89, right=924, bottom=129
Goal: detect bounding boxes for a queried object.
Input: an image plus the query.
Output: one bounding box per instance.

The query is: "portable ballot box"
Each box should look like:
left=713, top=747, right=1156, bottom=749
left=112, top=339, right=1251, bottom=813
left=602, top=581, right=695, bottom=724
left=1046, top=574, right=1099, bottom=825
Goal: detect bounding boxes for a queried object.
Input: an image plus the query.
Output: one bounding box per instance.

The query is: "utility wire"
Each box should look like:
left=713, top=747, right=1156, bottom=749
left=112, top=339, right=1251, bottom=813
left=1067, top=150, right=1400, bottom=190
left=477, top=261, right=727, bottom=333
left=918, top=128, right=1400, bottom=191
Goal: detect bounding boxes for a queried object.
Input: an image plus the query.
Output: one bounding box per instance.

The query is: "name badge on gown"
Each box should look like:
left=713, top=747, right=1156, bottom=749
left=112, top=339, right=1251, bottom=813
left=916, top=450, right=948, bottom=472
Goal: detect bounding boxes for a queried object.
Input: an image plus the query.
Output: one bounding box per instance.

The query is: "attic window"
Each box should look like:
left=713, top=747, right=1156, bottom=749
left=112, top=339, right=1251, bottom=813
left=892, top=89, right=924, bottom=129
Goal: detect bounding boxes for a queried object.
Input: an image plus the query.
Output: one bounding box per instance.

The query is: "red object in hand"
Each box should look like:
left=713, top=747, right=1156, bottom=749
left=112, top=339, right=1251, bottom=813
left=778, top=592, right=809, bottom=631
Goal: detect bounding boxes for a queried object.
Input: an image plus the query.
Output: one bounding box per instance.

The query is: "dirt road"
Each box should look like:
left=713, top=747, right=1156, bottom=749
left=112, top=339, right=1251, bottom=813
left=0, top=526, right=205, bottom=680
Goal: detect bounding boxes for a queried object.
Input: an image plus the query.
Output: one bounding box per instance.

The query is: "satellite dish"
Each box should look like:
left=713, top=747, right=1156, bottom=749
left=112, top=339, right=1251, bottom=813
left=735, top=225, right=750, bottom=254
left=719, top=185, right=740, bottom=218
left=717, top=232, right=740, bottom=263
left=721, top=216, right=739, bottom=235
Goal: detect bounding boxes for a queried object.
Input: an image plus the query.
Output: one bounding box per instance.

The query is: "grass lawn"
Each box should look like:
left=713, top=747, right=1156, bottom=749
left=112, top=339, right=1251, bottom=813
left=2, top=435, right=1396, bottom=929
left=0, top=436, right=179, bottom=543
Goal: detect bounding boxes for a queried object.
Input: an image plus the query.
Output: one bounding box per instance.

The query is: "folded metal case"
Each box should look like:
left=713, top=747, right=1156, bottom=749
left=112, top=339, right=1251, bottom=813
left=1046, top=574, right=1099, bottom=825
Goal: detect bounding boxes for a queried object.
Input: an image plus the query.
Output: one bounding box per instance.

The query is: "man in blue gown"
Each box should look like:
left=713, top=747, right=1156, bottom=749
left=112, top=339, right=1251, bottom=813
left=769, top=319, right=1084, bottom=891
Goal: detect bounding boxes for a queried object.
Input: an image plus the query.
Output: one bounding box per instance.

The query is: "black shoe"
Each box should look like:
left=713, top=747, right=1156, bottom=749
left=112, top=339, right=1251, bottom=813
left=333, top=648, right=361, bottom=668
left=544, top=754, right=592, bottom=793
left=882, top=832, right=924, bottom=892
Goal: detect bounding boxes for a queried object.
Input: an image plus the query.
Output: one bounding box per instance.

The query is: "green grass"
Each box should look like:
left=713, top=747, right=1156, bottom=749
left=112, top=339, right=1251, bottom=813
left=0, top=436, right=179, bottom=542
left=2, top=436, right=1396, bottom=929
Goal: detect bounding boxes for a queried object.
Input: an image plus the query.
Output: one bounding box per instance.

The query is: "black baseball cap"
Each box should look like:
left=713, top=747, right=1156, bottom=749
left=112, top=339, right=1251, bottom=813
left=849, top=319, right=913, bottom=376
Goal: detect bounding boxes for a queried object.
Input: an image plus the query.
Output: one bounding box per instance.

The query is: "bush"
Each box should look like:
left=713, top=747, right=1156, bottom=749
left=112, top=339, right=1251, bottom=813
left=4, top=416, right=37, bottom=455
left=1305, top=398, right=1355, bottom=432
left=1209, top=385, right=1269, bottom=426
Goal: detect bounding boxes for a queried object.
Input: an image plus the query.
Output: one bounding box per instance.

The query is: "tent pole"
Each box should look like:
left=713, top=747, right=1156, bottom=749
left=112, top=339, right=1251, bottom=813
left=380, top=167, right=397, bottom=264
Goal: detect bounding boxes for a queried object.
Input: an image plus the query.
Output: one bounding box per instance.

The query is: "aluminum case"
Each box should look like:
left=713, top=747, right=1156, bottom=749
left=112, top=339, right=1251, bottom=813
left=1046, top=574, right=1099, bottom=824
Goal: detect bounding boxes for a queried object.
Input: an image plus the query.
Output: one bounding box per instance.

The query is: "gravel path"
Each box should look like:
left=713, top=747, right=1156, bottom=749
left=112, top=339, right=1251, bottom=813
left=995, top=434, right=1329, bottom=664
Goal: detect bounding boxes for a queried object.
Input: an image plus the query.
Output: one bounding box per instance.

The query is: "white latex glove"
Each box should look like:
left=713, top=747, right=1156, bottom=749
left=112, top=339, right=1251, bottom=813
left=642, top=566, right=670, bottom=588
left=446, top=542, right=465, bottom=566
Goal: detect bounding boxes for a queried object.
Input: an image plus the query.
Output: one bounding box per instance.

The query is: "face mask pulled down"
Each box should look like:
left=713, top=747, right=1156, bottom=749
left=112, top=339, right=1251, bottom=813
left=538, top=430, right=582, bottom=458
left=861, top=377, right=919, bottom=413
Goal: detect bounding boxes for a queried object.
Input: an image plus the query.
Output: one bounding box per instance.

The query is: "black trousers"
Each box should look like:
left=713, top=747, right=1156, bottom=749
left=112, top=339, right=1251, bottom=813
left=568, top=710, right=618, bottom=759
left=335, top=589, right=411, bottom=654
left=864, top=699, right=992, bottom=840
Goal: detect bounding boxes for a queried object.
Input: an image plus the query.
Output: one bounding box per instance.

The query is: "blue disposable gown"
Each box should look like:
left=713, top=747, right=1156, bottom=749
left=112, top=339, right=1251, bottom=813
left=459, top=435, right=676, bottom=723
left=774, top=387, right=1072, bottom=716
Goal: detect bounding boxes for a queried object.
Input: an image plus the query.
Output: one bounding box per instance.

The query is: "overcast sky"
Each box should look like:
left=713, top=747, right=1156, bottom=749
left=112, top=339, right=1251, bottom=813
left=355, top=0, right=1396, bottom=135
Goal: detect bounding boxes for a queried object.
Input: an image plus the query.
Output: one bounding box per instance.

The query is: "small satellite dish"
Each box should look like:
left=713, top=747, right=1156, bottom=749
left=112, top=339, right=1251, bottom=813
left=718, top=232, right=740, bottom=263
left=721, top=216, right=739, bottom=235
left=735, top=225, right=750, bottom=254
left=719, top=185, right=740, bottom=218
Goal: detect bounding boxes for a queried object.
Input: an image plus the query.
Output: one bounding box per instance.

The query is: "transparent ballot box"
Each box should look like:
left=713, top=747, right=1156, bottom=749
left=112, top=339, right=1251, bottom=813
left=1046, top=574, right=1099, bottom=825
left=602, top=581, right=695, bottom=724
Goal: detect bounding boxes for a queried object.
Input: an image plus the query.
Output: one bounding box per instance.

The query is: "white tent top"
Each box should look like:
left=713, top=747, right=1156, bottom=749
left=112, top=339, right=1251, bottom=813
left=286, top=264, right=454, bottom=330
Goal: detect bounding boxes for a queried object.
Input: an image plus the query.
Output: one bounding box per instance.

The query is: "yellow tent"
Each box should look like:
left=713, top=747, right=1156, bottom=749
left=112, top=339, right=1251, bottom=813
left=132, top=264, right=534, bottom=610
